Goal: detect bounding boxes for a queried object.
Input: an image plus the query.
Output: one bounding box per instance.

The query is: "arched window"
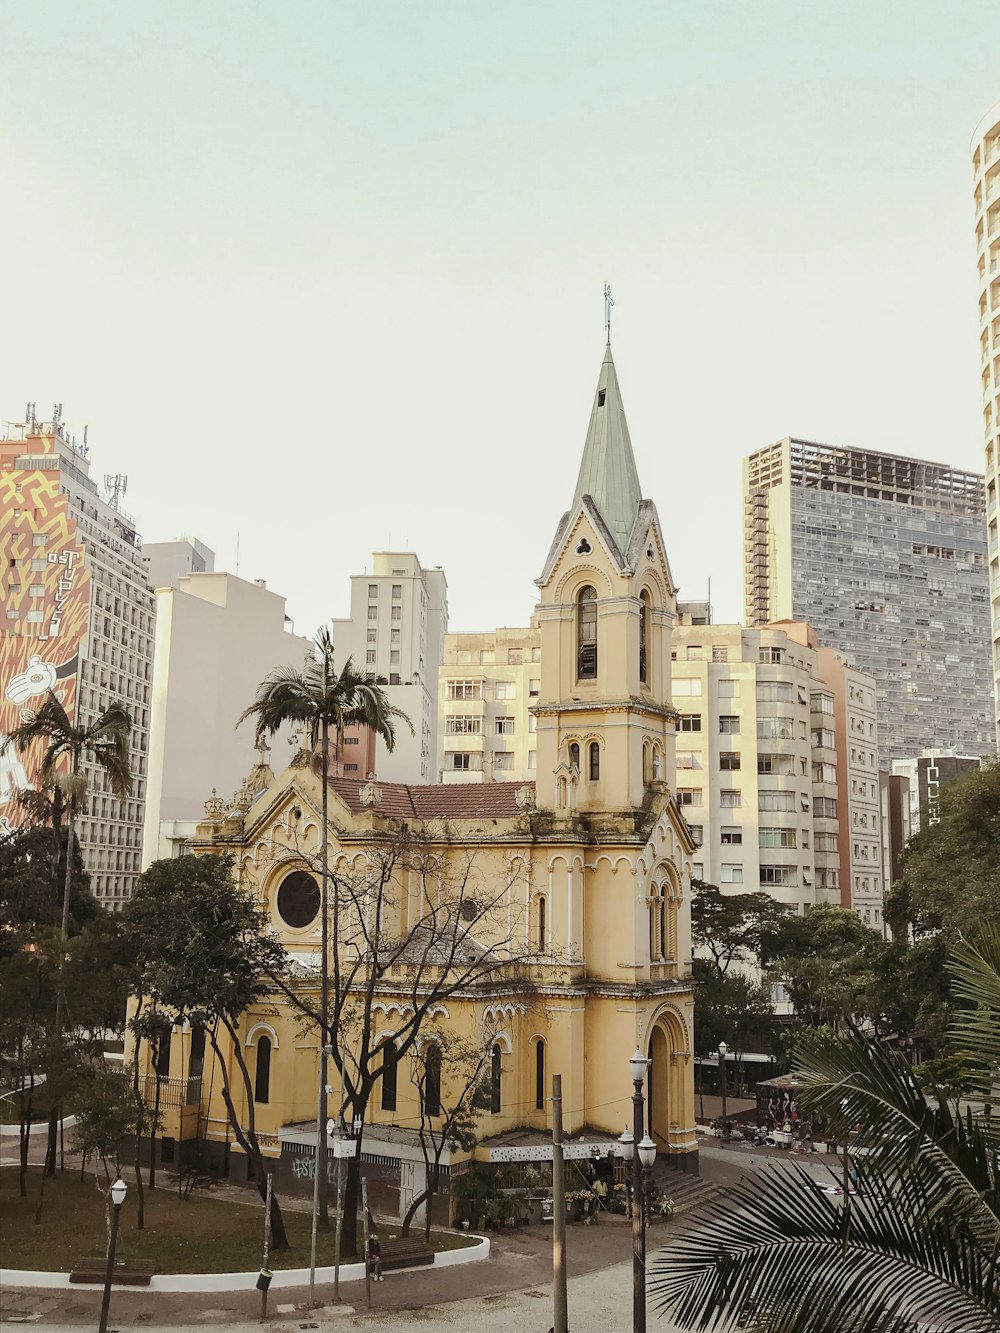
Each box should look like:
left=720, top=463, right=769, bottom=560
left=639, top=590, right=650, bottom=684
left=380, top=1039, right=398, bottom=1112
left=569, top=741, right=580, bottom=770
left=535, top=1039, right=545, bottom=1111
left=254, top=1036, right=271, bottom=1104
left=649, top=894, right=660, bottom=960
left=154, top=1025, right=172, bottom=1079
left=425, top=1044, right=442, bottom=1118
left=490, top=1043, right=502, bottom=1114
left=659, top=889, right=668, bottom=960
left=589, top=741, right=600, bottom=781
left=577, top=586, right=598, bottom=679
left=537, top=895, right=547, bottom=953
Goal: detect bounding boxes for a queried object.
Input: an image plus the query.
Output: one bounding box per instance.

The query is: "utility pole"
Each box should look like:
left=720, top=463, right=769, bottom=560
left=552, top=1073, right=569, bottom=1333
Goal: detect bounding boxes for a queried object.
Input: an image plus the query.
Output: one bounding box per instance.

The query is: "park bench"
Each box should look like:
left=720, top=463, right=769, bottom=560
left=69, top=1255, right=155, bottom=1286
left=378, top=1237, right=434, bottom=1272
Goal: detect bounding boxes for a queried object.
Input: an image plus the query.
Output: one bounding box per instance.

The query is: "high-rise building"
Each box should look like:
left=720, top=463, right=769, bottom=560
left=1, top=408, right=154, bottom=908
left=890, top=750, right=983, bottom=838
left=142, top=569, right=313, bottom=865
left=331, top=552, right=448, bottom=782
left=671, top=615, right=884, bottom=929
left=437, top=625, right=541, bottom=782
left=972, top=99, right=1000, bottom=748
left=144, top=536, right=215, bottom=590
left=743, top=438, right=994, bottom=767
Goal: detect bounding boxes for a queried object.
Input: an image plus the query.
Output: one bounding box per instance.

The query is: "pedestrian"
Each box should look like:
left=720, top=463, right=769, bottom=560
left=368, top=1232, right=383, bottom=1282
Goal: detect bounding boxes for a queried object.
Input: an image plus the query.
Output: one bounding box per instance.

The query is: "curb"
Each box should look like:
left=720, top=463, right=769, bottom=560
left=0, top=1116, right=77, bottom=1139
left=1, top=1235, right=490, bottom=1293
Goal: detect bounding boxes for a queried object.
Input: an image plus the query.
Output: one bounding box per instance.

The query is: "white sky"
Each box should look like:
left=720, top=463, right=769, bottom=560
left=2, top=2, right=998, bottom=636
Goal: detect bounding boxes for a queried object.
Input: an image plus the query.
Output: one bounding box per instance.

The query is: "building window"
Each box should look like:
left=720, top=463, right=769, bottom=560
left=639, top=590, right=650, bottom=684
left=276, top=870, right=320, bottom=928
left=425, top=1044, right=441, bottom=1118
left=815, top=797, right=838, bottom=818
left=367, top=606, right=378, bottom=621
left=254, top=1036, right=271, bottom=1104
left=494, top=752, right=514, bottom=771
left=495, top=681, right=516, bottom=700
left=496, top=717, right=515, bottom=734
left=687, top=824, right=703, bottom=846
left=480, top=649, right=495, bottom=665
left=759, top=827, right=796, bottom=848
left=589, top=742, right=600, bottom=781
left=677, top=787, right=702, bottom=806
left=536, top=895, right=547, bottom=952
left=569, top=741, right=580, bottom=769
left=760, top=865, right=797, bottom=887
left=811, top=693, right=835, bottom=715
left=719, top=752, right=741, bottom=771
left=535, top=1040, right=545, bottom=1111
left=368, top=584, right=378, bottom=598
left=719, top=789, right=742, bottom=806
left=759, top=647, right=786, bottom=664
left=527, top=750, right=536, bottom=769
left=367, top=629, right=377, bottom=644
left=720, top=827, right=742, bottom=845
left=391, top=629, right=401, bottom=643
left=366, top=650, right=377, bottom=665
left=380, top=1040, right=398, bottom=1112
left=390, top=651, right=400, bottom=665
left=491, top=1044, right=502, bottom=1114
left=450, top=753, right=475, bottom=770
left=712, top=646, right=729, bottom=662
left=391, top=607, right=401, bottom=621
left=673, top=679, right=702, bottom=696
left=32, top=533, right=49, bottom=546
left=529, top=678, right=540, bottom=697
left=679, top=713, right=702, bottom=731
left=446, top=716, right=481, bottom=734
left=759, top=790, right=795, bottom=812
left=720, top=864, right=743, bottom=883
left=392, top=584, right=402, bottom=599
left=577, top=586, right=598, bottom=679
left=757, top=681, right=793, bottom=702
left=719, top=716, right=740, bottom=734
left=757, top=716, right=794, bottom=739
left=507, top=649, right=523, bottom=665
left=758, top=753, right=794, bottom=776
left=447, top=680, right=482, bottom=700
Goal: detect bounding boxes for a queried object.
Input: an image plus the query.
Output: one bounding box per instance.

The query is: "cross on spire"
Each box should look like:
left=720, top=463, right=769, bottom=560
left=604, top=282, right=614, bottom=345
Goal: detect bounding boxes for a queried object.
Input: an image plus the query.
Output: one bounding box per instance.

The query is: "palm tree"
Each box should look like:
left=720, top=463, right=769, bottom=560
left=240, top=626, right=411, bottom=1225
left=650, top=929, right=1000, bottom=1333
left=2, top=690, right=133, bottom=1174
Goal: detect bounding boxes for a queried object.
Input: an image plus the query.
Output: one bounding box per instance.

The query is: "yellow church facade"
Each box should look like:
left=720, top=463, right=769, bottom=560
left=143, top=344, right=699, bottom=1199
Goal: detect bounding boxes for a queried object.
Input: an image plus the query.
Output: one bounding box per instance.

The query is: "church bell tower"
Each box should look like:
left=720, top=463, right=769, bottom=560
left=533, top=344, right=679, bottom=814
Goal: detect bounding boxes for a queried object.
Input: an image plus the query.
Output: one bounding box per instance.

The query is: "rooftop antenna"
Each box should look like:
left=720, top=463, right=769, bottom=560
left=25, top=402, right=35, bottom=426
left=53, top=403, right=63, bottom=425
left=604, top=282, right=614, bottom=345
left=104, top=473, right=128, bottom=510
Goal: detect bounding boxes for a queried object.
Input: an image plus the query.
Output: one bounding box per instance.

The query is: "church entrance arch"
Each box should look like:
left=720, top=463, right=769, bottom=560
left=645, top=1008, right=687, bottom=1150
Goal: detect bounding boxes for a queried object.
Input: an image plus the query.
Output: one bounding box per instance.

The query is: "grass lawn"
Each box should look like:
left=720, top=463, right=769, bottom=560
left=1, top=1167, right=476, bottom=1274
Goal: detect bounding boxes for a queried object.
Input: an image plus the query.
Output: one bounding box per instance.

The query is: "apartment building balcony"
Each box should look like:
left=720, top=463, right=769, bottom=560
left=136, top=1073, right=203, bottom=1110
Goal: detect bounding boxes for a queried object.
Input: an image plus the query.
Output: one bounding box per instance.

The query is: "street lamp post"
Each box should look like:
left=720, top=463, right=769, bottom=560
left=620, top=1049, right=657, bottom=1333
left=98, top=1176, right=127, bottom=1333
left=718, top=1041, right=728, bottom=1127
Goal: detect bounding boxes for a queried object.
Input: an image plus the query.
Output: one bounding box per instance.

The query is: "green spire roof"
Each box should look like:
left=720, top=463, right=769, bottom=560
left=571, top=345, right=643, bottom=557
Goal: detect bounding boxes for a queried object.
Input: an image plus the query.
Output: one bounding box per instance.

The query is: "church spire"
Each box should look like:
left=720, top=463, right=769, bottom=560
left=571, top=344, right=643, bottom=558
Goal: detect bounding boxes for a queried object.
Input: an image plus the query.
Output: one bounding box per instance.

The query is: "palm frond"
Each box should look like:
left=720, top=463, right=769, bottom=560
left=791, top=1029, right=1000, bottom=1250
left=951, top=927, right=1000, bottom=1084
left=650, top=1162, right=1000, bottom=1333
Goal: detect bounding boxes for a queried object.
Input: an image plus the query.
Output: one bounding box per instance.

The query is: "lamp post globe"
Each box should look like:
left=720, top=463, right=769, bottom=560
left=629, top=1048, right=649, bottom=1086
left=619, top=1126, right=635, bottom=1161
left=637, top=1135, right=657, bottom=1170
left=98, top=1177, right=128, bottom=1333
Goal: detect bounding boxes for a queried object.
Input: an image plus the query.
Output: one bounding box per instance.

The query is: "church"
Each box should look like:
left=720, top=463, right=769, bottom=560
left=144, top=342, right=699, bottom=1212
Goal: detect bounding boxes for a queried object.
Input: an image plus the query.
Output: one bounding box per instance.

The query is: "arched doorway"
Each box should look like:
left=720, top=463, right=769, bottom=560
left=647, top=1025, right=671, bottom=1146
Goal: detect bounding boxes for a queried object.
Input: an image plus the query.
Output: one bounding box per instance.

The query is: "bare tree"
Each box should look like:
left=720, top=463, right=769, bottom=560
left=403, top=1031, right=492, bottom=1241
left=267, top=827, right=533, bottom=1258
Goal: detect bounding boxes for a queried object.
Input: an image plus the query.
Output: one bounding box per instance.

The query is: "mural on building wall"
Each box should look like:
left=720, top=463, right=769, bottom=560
left=0, top=463, right=90, bottom=832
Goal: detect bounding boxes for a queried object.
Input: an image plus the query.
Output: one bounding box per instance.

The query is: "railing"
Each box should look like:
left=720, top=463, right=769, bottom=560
left=136, top=1074, right=203, bottom=1109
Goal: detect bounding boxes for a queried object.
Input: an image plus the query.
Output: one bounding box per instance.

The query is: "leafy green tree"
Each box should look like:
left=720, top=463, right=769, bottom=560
left=691, top=881, right=793, bottom=977
left=2, top=692, right=132, bottom=1175
left=882, top=762, right=1000, bottom=1051
left=240, top=625, right=410, bottom=1226
left=651, top=927, right=1000, bottom=1333
left=122, top=853, right=291, bottom=1248
left=770, top=902, right=885, bottom=1034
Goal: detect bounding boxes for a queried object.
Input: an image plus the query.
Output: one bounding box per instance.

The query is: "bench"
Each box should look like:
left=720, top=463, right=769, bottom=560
left=69, top=1256, right=155, bottom=1286
left=377, top=1238, right=434, bottom=1273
